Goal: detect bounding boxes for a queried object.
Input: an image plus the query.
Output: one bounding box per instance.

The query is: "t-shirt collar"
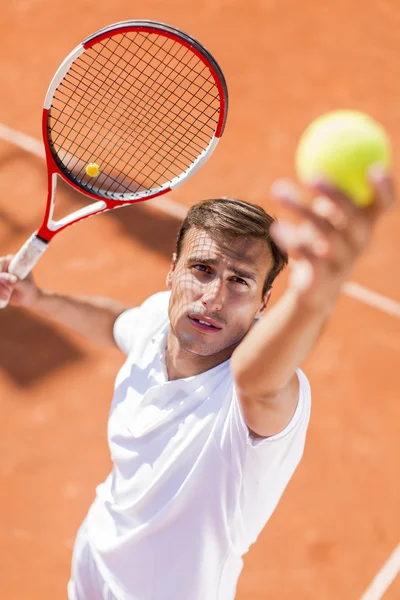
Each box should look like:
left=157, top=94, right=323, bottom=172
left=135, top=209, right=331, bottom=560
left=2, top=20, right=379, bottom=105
left=151, top=322, right=230, bottom=386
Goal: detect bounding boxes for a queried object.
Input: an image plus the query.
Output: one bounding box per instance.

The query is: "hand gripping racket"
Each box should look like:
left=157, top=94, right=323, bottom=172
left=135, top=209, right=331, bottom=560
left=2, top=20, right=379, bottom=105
left=0, top=20, right=228, bottom=307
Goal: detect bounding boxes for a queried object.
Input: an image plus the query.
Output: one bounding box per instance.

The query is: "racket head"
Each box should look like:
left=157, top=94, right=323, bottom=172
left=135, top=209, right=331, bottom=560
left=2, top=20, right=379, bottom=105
left=43, top=20, right=228, bottom=204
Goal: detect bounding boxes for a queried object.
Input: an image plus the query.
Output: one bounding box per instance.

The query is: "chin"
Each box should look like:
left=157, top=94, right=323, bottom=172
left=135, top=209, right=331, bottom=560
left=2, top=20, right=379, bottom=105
left=178, top=328, right=244, bottom=359
left=178, top=331, right=220, bottom=357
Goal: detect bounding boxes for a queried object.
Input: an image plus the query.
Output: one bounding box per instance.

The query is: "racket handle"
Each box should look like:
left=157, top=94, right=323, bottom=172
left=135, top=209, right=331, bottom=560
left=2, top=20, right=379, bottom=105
left=8, top=233, right=49, bottom=279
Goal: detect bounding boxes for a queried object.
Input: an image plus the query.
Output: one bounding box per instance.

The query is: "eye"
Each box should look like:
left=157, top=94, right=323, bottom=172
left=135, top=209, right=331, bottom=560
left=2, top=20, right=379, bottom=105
left=231, top=276, right=248, bottom=286
left=192, top=264, right=210, bottom=273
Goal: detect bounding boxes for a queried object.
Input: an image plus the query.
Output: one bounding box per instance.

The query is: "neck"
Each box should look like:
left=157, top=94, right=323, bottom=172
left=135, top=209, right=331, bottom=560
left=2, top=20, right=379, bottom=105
left=165, top=329, right=233, bottom=381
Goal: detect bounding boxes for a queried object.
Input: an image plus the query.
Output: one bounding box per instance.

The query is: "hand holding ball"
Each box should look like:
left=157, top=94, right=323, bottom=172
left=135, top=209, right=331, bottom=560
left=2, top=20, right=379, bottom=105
left=295, top=111, right=391, bottom=207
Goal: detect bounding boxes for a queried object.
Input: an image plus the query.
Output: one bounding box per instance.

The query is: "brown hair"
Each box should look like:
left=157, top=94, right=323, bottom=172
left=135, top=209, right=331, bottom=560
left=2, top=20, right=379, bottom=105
left=175, top=197, right=288, bottom=295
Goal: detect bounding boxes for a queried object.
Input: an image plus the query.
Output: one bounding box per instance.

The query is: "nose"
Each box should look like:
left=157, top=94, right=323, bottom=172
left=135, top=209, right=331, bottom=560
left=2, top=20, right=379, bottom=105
left=201, top=278, right=224, bottom=312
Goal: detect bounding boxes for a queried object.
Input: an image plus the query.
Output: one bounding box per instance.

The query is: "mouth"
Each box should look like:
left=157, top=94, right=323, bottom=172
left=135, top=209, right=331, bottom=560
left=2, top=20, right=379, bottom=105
left=188, top=315, right=223, bottom=333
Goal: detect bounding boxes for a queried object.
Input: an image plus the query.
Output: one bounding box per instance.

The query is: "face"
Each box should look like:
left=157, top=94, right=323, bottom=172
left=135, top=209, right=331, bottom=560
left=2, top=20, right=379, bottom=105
left=166, top=227, right=273, bottom=363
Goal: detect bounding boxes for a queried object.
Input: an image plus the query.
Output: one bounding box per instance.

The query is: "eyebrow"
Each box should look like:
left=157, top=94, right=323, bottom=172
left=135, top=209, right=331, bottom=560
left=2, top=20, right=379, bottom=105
left=187, top=256, right=257, bottom=282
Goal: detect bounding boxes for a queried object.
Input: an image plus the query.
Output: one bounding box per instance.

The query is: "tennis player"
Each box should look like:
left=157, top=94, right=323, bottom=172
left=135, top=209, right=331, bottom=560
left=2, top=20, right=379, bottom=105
left=0, top=168, right=394, bottom=600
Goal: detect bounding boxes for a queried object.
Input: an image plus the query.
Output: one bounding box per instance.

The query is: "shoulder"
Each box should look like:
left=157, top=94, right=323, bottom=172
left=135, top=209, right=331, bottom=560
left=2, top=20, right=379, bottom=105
left=113, top=291, right=170, bottom=353
left=135, top=290, right=170, bottom=320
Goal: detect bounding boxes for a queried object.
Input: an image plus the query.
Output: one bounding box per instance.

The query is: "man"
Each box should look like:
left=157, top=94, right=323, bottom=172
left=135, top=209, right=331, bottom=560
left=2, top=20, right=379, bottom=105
left=0, top=168, right=394, bottom=599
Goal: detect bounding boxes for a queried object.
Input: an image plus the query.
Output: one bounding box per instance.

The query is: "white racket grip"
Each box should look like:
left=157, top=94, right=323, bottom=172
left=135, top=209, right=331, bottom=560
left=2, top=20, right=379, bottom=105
left=8, top=233, right=49, bottom=279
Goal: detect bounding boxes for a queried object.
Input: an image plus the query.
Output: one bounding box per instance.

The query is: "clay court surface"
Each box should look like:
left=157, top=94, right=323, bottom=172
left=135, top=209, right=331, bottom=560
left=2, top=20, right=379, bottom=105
left=1, top=1, right=399, bottom=598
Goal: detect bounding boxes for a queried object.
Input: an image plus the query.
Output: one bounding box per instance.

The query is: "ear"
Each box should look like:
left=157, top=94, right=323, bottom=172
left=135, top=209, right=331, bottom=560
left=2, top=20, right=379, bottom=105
left=255, top=288, right=272, bottom=318
left=166, top=253, right=177, bottom=290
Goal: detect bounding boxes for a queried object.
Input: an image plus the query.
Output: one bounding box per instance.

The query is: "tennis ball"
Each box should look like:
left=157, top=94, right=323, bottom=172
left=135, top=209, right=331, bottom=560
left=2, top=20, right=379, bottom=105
left=295, top=110, right=391, bottom=207
left=85, top=163, right=100, bottom=177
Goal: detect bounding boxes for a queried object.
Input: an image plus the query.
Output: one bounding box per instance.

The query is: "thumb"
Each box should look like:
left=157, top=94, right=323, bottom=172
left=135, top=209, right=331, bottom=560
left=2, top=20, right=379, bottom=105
left=0, top=272, right=18, bottom=285
left=288, top=259, right=315, bottom=293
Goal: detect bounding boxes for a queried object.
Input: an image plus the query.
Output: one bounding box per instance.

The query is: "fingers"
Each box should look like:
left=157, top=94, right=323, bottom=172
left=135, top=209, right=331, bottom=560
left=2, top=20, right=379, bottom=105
left=269, top=168, right=396, bottom=297
left=0, top=272, right=18, bottom=307
left=270, top=219, right=343, bottom=264
left=367, top=165, right=396, bottom=216
left=0, top=256, right=18, bottom=308
left=0, top=273, right=17, bottom=285
left=0, top=254, right=13, bottom=273
left=310, top=166, right=395, bottom=222
left=271, top=167, right=396, bottom=260
left=311, top=196, right=349, bottom=231
left=271, top=180, right=349, bottom=267
left=271, top=180, right=344, bottom=234
left=308, top=178, right=361, bottom=219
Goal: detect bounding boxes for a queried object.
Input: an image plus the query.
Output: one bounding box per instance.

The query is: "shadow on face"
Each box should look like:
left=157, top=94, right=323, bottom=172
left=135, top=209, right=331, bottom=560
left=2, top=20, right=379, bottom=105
left=166, top=227, right=273, bottom=364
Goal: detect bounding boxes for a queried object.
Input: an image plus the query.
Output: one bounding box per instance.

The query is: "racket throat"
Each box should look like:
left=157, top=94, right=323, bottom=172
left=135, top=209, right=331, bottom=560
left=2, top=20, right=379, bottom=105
left=38, top=172, right=111, bottom=239
left=38, top=199, right=109, bottom=239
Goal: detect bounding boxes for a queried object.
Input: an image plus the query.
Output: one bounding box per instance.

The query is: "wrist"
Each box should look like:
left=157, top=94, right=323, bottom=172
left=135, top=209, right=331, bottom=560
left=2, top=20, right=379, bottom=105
left=28, top=287, right=49, bottom=311
left=288, top=284, right=339, bottom=319
left=287, top=261, right=344, bottom=316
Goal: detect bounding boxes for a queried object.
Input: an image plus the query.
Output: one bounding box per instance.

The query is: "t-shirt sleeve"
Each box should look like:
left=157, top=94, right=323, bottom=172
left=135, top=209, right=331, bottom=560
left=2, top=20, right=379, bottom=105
left=243, top=368, right=311, bottom=449
left=113, top=307, right=141, bottom=354
left=113, top=291, right=170, bottom=354
left=229, top=367, right=310, bottom=449
left=228, top=368, right=311, bottom=546
left=222, top=368, right=311, bottom=474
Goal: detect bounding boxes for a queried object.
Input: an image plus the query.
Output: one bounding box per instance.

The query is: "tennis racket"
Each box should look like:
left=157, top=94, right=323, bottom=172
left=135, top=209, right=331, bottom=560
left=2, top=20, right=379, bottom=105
left=0, top=19, right=228, bottom=307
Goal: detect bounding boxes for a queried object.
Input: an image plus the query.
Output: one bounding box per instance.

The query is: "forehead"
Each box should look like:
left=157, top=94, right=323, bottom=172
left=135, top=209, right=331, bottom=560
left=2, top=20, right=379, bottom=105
left=181, top=227, right=272, bottom=270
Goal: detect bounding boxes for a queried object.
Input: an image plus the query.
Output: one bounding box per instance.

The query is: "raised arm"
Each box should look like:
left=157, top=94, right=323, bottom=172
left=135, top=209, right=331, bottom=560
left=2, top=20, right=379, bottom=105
left=0, top=255, right=127, bottom=347
left=231, top=167, right=395, bottom=437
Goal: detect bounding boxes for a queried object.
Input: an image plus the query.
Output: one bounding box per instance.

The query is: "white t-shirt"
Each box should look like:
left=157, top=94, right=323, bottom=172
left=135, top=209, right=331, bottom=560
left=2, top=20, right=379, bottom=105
left=86, top=291, right=311, bottom=600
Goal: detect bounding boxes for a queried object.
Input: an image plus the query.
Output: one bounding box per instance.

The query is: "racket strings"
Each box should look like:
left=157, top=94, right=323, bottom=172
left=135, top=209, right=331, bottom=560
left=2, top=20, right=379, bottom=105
left=99, top=37, right=218, bottom=188
left=81, top=35, right=210, bottom=182
left=48, top=29, right=222, bottom=197
left=52, top=51, right=212, bottom=192
left=114, top=33, right=217, bottom=122
left=54, top=34, right=219, bottom=187
left=128, top=33, right=218, bottom=135
left=51, top=47, right=135, bottom=190
left=54, top=33, right=216, bottom=157
left=57, top=57, right=203, bottom=170
left=59, top=35, right=216, bottom=179
left=80, top=36, right=207, bottom=188
left=103, top=32, right=218, bottom=130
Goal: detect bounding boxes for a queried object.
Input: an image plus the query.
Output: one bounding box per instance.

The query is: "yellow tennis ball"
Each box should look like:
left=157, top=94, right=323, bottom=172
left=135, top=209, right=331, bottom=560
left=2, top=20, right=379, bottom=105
left=85, top=163, right=100, bottom=177
left=295, top=110, right=391, bottom=207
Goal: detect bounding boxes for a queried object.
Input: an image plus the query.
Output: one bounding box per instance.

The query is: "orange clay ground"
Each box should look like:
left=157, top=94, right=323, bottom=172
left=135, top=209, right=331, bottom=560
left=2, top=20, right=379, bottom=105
left=0, top=1, right=399, bottom=598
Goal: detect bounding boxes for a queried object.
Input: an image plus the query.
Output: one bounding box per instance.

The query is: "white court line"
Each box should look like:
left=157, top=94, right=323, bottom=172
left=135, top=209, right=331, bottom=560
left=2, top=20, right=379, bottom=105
left=1, top=123, right=400, bottom=320
left=361, top=544, right=400, bottom=600
left=343, top=281, right=400, bottom=319
left=0, top=123, right=188, bottom=221
left=0, top=123, right=45, bottom=159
